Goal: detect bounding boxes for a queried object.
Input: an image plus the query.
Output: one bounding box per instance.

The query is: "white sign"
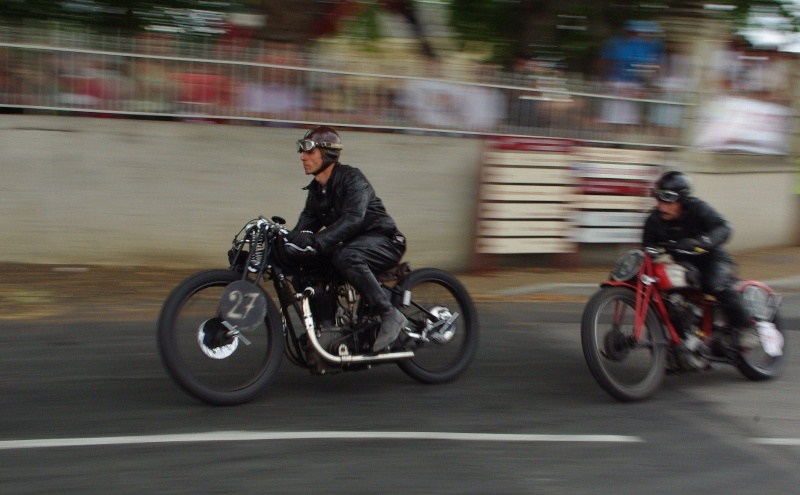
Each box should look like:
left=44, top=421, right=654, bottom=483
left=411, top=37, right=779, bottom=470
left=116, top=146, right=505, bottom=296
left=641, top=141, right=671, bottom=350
left=693, top=96, right=792, bottom=155
left=402, top=80, right=505, bottom=131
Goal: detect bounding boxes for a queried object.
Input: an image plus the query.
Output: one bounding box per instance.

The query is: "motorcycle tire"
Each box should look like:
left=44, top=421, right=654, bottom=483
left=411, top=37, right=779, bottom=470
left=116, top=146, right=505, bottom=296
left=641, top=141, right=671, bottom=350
left=736, top=310, right=787, bottom=381
left=581, top=286, right=667, bottom=402
left=393, top=268, right=479, bottom=384
left=157, top=269, right=283, bottom=406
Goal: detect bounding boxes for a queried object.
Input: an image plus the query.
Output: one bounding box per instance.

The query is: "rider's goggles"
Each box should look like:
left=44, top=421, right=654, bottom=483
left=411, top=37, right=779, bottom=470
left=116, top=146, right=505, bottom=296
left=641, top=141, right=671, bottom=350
left=297, top=139, right=344, bottom=153
left=653, top=189, right=681, bottom=203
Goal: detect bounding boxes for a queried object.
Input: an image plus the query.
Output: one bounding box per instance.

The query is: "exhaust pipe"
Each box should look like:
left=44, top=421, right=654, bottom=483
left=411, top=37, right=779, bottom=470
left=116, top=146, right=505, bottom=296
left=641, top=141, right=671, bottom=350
left=300, top=288, right=414, bottom=365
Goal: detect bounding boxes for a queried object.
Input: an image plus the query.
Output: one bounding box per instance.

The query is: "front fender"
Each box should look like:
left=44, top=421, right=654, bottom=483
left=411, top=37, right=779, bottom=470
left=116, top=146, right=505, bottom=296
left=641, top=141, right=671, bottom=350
left=599, top=280, right=637, bottom=290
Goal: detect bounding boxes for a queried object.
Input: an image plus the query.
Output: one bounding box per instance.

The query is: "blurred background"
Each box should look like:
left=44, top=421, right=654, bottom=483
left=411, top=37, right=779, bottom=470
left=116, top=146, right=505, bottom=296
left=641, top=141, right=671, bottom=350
left=0, top=0, right=798, bottom=269
left=0, top=0, right=797, bottom=143
left=2, top=7, right=799, bottom=494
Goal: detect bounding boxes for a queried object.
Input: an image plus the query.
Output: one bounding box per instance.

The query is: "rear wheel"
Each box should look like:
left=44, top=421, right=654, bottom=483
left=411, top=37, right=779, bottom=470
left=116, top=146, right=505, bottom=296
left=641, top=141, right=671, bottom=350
left=394, top=268, right=479, bottom=384
left=157, top=270, right=283, bottom=405
left=737, top=311, right=787, bottom=381
left=581, top=286, right=667, bottom=402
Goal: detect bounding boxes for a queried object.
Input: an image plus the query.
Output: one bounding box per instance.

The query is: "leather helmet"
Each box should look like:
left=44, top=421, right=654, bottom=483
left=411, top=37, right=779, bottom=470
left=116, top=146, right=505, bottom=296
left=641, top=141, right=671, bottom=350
left=298, top=126, right=343, bottom=165
left=654, top=171, right=692, bottom=203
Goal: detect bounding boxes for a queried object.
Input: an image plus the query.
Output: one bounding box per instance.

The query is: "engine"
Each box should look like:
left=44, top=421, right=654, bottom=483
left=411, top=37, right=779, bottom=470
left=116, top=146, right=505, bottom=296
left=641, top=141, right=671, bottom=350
left=664, top=293, right=702, bottom=338
left=664, top=293, right=715, bottom=371
left=293, top=274, right=362, bottom=374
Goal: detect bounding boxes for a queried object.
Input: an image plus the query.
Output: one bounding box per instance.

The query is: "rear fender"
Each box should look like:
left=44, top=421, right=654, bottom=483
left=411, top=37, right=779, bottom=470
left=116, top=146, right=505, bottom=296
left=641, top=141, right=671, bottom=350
left=737, top=279, right=778, bottom=296
left=738, top=280, right=782, bottom=322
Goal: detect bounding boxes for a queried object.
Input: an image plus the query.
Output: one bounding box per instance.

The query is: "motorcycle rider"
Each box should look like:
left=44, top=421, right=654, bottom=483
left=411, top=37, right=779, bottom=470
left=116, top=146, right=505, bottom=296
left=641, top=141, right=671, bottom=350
left=642, top=170, right=759, bottom=350
left=282, top=125, right=408, bottom=352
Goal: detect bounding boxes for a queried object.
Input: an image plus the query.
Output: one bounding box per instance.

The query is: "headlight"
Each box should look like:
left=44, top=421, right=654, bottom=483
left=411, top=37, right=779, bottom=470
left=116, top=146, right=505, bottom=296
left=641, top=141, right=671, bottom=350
left=611, top=249, right=644, bottom=282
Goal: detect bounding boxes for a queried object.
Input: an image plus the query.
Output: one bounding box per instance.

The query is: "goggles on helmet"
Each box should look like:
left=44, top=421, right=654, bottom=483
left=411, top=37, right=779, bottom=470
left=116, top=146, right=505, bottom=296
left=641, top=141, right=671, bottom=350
left=297, top=139, right=344, bottom=153
left=653, top=189, right=681, bottom=203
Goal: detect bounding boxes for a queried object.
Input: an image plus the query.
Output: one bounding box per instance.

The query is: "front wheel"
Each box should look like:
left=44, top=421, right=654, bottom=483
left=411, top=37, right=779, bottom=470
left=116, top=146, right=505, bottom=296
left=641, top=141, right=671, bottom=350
left=157, top=270, right=284, bottom=405
left=393, top=268, right=479, bottom=384
left=581, top=286, right=667, bottom=402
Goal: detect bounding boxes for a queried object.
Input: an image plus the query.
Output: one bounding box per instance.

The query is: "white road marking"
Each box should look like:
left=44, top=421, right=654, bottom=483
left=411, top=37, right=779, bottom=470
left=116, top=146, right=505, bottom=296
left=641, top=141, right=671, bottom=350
left=0, top=431, right=643, bottom=450
left=751, top=438, right=800, bottom=446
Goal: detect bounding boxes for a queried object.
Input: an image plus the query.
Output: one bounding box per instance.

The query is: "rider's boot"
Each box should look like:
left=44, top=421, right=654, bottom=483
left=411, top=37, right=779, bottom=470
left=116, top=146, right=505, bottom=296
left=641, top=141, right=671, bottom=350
left=334, top=259, right=408, bottom=352
left=374, top=307, right=408, bottom=352
left=714, top=287, right=758, bottom=351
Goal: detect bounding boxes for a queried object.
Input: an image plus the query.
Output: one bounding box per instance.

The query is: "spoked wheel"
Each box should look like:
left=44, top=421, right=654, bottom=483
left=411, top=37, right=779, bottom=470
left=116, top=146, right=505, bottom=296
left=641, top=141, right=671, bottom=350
left=737, top=311, right=787, bottom=381
left=581, top=286, right=667, bottom=402
left=393, top=268, right=479, bottom=384
left=157, top=270, right=283, bottom=405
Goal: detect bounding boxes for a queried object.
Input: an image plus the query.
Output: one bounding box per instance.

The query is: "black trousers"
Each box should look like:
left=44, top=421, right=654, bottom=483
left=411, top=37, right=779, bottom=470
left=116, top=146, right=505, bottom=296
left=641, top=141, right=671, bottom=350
left=692, top=250, right=751, bottom=329
left=330, top=233, right=406, bottom=315
left=283, top=233, right=406, bottom=315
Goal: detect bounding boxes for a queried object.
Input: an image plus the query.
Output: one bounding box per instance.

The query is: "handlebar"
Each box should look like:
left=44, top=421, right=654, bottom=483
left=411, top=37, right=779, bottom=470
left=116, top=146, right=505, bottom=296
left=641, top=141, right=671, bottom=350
left=233, top=215, right=289, bottom=245
left=244, top=216, right=288, bottom=234
left=646, top=242, right=707, bottom=257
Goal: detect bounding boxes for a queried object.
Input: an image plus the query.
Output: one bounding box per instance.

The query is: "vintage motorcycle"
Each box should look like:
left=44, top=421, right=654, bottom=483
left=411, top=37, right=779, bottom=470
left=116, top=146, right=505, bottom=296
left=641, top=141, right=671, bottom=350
left=157, top=216, right=479, bottom=405
left=580, top=244, right=786, bottom=402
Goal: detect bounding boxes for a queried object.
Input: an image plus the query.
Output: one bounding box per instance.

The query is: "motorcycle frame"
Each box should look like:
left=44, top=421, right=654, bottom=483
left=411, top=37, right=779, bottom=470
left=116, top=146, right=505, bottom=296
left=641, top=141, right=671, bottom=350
left=227, top=217, right=415, bottom=368
left=268, top=261, right=415, bottom=367
left=604, top=251, right=716, bottom=347
left=604, top=249, right=783, bottom=353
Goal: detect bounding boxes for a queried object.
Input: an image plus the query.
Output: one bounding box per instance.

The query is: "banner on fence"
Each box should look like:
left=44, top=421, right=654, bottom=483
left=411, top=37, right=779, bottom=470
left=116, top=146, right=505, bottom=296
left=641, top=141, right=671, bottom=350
left=693, top=96, right=792, bottom=155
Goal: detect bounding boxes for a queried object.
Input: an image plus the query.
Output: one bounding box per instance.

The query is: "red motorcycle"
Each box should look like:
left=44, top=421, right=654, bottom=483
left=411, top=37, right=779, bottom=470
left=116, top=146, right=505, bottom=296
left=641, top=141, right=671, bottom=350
left=581, top=245, right=786, bottom=402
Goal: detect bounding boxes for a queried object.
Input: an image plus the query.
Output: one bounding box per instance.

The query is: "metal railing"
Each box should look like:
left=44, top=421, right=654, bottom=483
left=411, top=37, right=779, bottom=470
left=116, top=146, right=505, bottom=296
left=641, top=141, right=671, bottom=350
left=0, top=28, right=692, bottom=148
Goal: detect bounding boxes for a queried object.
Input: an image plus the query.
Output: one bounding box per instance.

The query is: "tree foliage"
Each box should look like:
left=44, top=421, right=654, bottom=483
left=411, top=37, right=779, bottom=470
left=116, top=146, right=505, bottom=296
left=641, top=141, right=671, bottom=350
left=448, top=0, right=799, bottom=69
left=0, top=0, right=230, bottom=33
left=1, top=0, right=796, bottom=59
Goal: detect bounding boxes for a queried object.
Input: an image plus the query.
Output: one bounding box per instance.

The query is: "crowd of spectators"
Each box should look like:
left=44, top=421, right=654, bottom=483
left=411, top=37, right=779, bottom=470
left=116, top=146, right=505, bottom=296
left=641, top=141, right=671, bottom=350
left=0, top=26, right=794, bottom=143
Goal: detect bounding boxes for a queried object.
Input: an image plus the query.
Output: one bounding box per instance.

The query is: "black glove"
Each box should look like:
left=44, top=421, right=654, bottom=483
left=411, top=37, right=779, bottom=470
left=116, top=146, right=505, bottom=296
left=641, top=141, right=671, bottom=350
left=675, top=238, right=703, bottom=253
left=285, top=230, right=317, bottom=250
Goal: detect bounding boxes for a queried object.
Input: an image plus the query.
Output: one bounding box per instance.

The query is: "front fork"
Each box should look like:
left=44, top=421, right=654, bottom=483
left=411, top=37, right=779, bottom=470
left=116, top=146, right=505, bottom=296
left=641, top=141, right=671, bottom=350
left=609, top=276, right=681, bottom=346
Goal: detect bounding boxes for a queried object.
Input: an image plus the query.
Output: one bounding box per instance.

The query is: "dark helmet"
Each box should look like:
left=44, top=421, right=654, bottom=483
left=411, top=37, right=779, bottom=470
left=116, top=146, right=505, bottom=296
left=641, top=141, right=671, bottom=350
left=653, top=171, right=692, bottom=203
left=297, top=126, right=343, bottom=165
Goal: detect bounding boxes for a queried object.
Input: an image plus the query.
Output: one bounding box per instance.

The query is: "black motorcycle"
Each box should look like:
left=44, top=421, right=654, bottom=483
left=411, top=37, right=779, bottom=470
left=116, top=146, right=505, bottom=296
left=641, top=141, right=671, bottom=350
left=157, top=216, right=480, bottom=405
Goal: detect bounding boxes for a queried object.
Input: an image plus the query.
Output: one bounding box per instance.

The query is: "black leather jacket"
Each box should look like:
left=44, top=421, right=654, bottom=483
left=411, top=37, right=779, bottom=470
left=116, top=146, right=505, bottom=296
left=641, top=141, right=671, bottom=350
left=293, top=163, right=403, bottom=255
left=642, top=197, right=733, bottom=261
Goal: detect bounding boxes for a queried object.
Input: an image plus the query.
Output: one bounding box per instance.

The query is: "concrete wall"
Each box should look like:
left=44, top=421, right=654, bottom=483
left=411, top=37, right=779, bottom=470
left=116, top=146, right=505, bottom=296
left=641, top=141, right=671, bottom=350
left=0, top=116, right=483, bottom=270
left=679, top=151, right=798, bottom=251
left=1, top=115, right=796, bottom=271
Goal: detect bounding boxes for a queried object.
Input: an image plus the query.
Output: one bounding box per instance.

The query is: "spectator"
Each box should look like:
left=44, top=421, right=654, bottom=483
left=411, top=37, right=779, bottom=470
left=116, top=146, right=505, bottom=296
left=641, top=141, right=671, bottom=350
left=236, top=41, right=309, bottom=122
left=648, top=40, right=692, bottom=137
left=598, top=20, right=664, bottom=127
left=129, top=32, right=179, bottom=115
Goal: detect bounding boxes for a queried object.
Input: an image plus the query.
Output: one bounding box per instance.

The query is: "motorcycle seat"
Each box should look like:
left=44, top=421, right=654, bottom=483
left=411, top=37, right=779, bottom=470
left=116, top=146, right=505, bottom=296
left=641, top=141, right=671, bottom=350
left=678, top=289, right=718, bottom=304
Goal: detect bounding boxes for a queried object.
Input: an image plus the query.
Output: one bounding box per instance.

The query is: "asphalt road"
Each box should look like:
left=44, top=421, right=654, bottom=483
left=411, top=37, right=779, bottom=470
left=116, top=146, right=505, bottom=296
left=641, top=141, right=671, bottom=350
left=1, top=298, right=799, bottom=494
